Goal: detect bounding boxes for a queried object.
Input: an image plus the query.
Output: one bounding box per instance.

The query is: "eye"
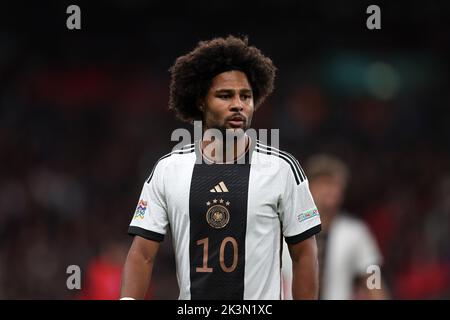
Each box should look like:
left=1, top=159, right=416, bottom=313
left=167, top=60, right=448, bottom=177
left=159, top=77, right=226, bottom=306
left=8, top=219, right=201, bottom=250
left=241, top=94, right=252, bottom=101
left=218, top=94, right=231, bottom=99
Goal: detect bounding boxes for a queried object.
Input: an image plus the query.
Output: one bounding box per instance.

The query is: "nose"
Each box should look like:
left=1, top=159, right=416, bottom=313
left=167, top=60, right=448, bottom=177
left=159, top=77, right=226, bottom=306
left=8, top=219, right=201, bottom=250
left=229, top=96, right=244, bottom=112
left=230, top=105, right=244, bottom=112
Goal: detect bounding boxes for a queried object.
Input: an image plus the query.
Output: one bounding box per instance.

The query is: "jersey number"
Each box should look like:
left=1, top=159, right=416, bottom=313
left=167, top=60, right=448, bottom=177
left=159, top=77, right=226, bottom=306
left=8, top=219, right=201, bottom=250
left=196, top=237, right=238, bottom=273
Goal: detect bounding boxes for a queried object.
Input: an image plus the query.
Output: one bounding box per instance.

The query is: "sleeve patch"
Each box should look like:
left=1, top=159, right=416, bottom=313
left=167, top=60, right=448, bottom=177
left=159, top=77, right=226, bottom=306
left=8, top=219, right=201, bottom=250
left=133, top=199, right=148, bottom=219
left=297, top=207, right=319, bottom=223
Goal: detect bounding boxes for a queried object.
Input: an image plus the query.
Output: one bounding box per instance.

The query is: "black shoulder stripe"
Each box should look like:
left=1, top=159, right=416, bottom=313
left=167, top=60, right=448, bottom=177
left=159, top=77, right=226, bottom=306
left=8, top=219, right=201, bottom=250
left=172, top=147, right=195, bottom=154
left=256, top=142, right=306, bottom=181
left=256, top=147, right=301, bottom=185
left=256, top=143, right=305, bottom=183
left=284, top=151, right=306, bottom=181
left=146, top=154, right=170, bottom=183
left=181, top=143, right=195, bottom=150
left=283, top=150, right=306, bottom=181
left=256, top=147, right=301, bottom=184
left=146, top=147, right=195, bottom=183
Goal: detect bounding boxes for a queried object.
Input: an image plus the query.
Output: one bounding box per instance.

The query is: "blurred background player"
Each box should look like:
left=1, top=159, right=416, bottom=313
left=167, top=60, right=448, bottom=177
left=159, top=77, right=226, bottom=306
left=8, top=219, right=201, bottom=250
left=282, top=154, right=389, bottom=299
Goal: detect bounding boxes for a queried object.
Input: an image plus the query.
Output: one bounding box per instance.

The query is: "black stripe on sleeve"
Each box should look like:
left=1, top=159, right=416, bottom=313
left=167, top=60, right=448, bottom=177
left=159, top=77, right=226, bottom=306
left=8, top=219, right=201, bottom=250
left=128, top=226, right=165, bottom=242
left=285, top=225, right=321, bottom=244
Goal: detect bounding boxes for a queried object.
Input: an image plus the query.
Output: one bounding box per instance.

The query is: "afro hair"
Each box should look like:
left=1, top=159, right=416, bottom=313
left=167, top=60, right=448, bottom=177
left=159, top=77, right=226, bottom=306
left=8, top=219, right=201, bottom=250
left=168, top=35, right=277, bottom=123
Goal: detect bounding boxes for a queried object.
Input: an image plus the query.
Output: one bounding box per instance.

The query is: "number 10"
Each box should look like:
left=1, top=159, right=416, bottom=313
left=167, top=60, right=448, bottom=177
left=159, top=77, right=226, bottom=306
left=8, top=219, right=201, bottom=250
left=196, top=237, right=238, bottom=273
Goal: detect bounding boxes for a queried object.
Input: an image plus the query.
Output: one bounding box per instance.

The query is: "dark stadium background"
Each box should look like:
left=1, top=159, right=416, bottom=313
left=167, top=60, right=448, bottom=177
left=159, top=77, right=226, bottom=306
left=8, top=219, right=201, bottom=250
left=0, top=0, right=449, bottom=299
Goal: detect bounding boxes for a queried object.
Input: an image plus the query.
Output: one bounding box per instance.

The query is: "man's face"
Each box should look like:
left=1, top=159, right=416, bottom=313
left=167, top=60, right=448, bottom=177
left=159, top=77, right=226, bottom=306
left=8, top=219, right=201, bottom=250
left=310, top=175, right=346, bottom=214
left=202, top=70, right=254, bottom=131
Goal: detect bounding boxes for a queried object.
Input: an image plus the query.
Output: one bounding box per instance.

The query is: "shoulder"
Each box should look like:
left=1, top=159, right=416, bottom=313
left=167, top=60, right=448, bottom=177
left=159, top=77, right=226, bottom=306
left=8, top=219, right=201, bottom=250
left=146, top=143, right=196, bottom=183
left=255, top=140, right=306, bottom=184
left=159, top=143, right=196, bottom=164
left=333, top=214, right=373, bottom=238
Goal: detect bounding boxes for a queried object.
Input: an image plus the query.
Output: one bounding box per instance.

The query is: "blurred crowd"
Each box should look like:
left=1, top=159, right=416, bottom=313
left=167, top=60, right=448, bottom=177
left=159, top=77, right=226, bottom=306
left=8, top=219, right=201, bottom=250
left=0, top=0, right=449, bottom=299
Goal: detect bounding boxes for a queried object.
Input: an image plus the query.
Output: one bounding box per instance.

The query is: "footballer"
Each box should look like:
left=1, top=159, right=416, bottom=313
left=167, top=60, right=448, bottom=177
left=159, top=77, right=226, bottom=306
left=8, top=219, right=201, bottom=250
left=120, top=36, right=321, bottom=300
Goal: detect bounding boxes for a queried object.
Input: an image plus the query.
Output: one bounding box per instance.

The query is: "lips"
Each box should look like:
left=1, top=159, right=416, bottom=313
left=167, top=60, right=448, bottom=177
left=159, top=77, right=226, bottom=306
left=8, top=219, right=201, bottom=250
left=227, top=115, right=245, bottom=127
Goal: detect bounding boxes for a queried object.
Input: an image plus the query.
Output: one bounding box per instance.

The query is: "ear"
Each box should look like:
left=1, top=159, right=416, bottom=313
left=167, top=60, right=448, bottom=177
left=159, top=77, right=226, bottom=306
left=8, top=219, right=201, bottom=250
left=197, top=98, right=205, bottom=112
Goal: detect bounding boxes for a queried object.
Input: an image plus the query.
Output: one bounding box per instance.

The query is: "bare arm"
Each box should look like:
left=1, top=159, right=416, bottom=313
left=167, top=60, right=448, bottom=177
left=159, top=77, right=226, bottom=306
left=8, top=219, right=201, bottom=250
left=288, top=235, right=319, bottom=300
left=120, top=236, right=160, bottom=299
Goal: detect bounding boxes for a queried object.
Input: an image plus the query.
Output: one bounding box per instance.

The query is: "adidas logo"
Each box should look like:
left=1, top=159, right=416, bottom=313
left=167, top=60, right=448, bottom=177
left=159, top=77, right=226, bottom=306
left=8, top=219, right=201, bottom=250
left=210, top=181, right=229, bottom=193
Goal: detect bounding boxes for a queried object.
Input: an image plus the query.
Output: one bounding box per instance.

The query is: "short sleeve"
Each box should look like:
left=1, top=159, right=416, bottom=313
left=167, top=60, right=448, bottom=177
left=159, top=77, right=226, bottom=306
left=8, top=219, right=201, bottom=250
left=128, top=161, right=169, bottom=242
left=280, top=166, right=321, bottom=244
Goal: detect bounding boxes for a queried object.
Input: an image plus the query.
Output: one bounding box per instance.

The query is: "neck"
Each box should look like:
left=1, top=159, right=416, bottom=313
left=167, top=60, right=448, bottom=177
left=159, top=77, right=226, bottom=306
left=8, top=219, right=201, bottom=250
left=201, top=132, right=248, bottom=163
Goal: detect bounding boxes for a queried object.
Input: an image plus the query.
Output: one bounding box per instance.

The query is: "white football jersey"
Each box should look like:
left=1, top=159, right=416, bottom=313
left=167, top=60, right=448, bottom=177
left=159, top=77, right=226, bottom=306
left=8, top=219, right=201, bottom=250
left=129, top=139, right=321, bottom=300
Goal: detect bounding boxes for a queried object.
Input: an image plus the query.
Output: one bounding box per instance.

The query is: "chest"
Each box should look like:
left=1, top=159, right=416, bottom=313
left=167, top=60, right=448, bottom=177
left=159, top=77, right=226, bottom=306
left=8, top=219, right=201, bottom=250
left=166, top=163, right=282, bottom=226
